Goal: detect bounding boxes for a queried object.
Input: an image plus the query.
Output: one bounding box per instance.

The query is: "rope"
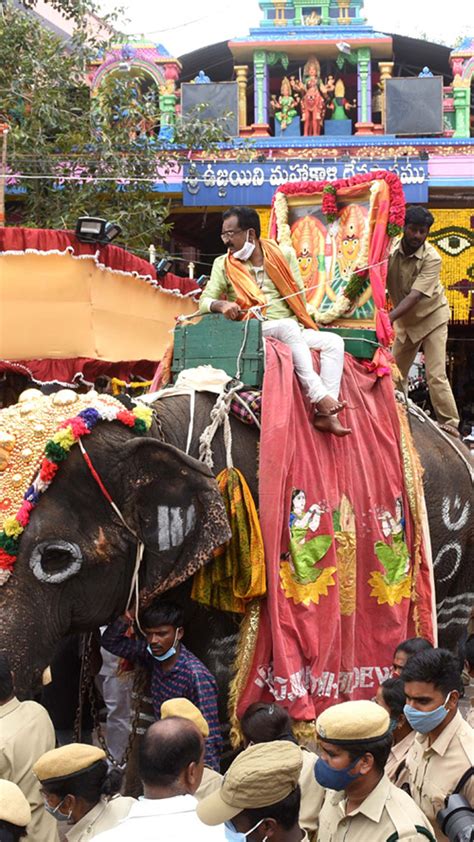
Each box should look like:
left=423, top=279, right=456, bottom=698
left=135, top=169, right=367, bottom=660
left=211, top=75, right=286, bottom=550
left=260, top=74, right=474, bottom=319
left=198, top=383, right=242, bottom=470
left=176, top=256, right=389, bottom=324
left=78, top=438, right=146, bottom=630
left=395, top=395, right=474, bottom=484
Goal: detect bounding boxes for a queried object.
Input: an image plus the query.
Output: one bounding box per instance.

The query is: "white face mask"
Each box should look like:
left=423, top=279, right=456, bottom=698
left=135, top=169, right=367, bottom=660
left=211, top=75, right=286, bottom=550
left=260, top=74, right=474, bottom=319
left=232, top=231, right=255, bottom=261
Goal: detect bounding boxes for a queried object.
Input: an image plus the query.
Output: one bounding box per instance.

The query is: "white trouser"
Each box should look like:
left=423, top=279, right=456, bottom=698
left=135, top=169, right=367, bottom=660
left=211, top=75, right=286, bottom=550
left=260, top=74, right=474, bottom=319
left=97, top=649, right=132, bottom=764
left=262, top=318, right=344, bottom=404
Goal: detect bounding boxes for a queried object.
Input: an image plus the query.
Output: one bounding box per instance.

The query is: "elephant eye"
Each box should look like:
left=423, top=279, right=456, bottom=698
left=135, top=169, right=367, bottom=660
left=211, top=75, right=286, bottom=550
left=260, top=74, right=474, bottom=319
left=30, top=541, right=83, bottom=584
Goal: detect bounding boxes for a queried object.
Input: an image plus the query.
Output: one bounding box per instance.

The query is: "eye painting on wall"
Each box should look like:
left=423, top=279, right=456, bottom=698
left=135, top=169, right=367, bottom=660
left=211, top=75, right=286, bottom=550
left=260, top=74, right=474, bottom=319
left=428, top=209, right=474, bottom=323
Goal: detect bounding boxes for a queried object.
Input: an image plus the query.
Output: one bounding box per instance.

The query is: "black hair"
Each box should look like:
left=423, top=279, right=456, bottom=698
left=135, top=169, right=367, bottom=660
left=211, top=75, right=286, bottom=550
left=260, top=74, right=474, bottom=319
left=41, top=760, right=122, bottom=804
left=138, top=717, right=203, bottom=788
left=139, top=600, right=184, bottom=630
left=241, top=785, right=301, bottom=832
left=465, top=635, right=474, bottom=670
left=240, top=702, right=294, bottom=745
left=344, top=733, right=393, bottom=774
left=401, top=648, right=462, bottom=695
left=380, top=677, right=406, bottom=719
left=0, top=821, right=27, bottom=841
left=0, top=655, right=13, bottom=702
left=404, top=206, right=434, bottom=229
left=222, top=206, right=261, bottom=238
left=395, top=637, right=433, bottom=659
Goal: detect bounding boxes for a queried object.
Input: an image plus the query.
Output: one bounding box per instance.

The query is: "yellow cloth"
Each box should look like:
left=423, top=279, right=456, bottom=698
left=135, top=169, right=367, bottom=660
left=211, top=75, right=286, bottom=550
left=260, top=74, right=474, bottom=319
left=191, top=467, right=266, bottom=613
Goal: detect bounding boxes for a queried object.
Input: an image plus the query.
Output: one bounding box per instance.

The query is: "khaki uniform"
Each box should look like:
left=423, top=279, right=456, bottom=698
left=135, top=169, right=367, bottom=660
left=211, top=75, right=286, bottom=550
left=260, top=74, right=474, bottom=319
left=0, top=697, right=59, bottom=842
left=405, top=711, right=474, bottom=841
left=66, top=795, right=135, bottom=840
left=299, top=747, right=325, bottom=841
left=318, top=773, right=436, bottom=841
left=387, top=240, right=459, bottom=427
left=195, top=766, right=223, bottom=801
left=385, top=731, right=416, bottom=790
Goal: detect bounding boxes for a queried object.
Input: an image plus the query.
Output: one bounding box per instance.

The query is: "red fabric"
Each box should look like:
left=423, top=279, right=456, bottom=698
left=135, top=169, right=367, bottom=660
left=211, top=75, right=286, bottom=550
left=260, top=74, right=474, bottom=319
left=0, top=358, right=157, bottom=387
left=159, top=272, right=201, bottom=296
left=237, top=339, right=434, bottom=721
left=0, top=227, right=157, bottom=280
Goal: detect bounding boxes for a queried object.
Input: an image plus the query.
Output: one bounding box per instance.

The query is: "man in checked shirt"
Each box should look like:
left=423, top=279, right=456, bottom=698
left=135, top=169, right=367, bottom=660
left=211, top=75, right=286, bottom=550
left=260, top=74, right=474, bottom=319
left=101, top=600, right=222, bottom=771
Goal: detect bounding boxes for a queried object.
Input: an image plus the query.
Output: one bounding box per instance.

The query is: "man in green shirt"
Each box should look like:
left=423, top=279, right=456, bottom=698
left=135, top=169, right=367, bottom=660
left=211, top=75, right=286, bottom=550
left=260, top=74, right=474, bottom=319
left=200, top=206, right=350, bottom=436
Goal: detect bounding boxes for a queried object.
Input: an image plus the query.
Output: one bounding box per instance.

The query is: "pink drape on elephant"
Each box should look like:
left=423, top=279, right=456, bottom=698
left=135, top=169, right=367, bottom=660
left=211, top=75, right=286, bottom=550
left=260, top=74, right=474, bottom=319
left=236, top=338, right=434, bottom=722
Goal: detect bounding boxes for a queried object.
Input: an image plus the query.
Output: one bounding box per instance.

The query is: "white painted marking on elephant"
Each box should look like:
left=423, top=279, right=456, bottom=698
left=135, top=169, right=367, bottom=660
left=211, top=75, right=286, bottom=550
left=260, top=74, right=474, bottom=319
left=157, top=506, right=172, bottom=551
left=437, top=602, right=471, bottom=617
left=438, top=608, right=471, bottom=629
left=433, top=542, right=462, bottom=583
left=185, top=503, right=196, bottom=536
left=441, top=495, right=470, bottom=532
left=169, top=507, right=184, bottom=547
left=157, top=504, right=196, bottom=551
left=438, top=592, right=474, bottom=604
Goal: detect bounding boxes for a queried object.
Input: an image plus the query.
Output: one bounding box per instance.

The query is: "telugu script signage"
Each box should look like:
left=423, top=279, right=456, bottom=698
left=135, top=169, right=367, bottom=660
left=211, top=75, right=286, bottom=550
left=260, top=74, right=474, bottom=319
left=182, top=158, right=429, bottom=206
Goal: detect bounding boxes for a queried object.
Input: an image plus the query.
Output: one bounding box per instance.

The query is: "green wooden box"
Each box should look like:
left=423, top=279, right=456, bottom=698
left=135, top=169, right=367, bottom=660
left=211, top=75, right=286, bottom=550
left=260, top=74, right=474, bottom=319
left=172, top=314, right=265, bottom=387
left=319, top=326, right=378, bottom=360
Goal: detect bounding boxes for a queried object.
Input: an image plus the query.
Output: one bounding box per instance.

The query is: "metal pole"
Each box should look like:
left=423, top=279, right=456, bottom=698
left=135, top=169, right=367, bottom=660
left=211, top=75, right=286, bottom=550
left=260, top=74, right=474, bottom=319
left=0, top=126, right=9, bottom=226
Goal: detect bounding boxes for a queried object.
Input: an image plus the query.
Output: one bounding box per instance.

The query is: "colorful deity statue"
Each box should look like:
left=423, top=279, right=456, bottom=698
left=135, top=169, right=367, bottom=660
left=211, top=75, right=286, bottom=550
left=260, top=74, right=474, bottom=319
left=305, top=8, right=321, bottom=25
left=291, top=56, right=330, bottom=136
left=271, top=77, right=299, bottom=131
left=159, top=78, right=180, bottom=139
left=326, top=78, right=356, bottom=120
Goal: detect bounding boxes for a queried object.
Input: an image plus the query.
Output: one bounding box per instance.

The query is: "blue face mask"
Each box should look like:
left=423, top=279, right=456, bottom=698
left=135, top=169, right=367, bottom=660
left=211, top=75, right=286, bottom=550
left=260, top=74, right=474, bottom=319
left=224, top=819, right=264, bottom=841
left=314, top=755, right=362, bottom=790
left=403, top=692, right=451, bottom=734
left=44, top=797, right=72, bottom=822
left=146, top=630, right=180, bottom=662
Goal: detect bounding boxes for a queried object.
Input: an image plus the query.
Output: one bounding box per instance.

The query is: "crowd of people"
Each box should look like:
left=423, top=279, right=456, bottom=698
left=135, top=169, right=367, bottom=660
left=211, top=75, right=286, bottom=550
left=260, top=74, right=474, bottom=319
left=0, top=596, right=473, bottom=841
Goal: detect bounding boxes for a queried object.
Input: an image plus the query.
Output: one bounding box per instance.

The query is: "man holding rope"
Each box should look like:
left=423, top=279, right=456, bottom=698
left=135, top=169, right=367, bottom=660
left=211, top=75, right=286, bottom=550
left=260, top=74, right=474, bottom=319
left=200, top=206, right=350, bottom=436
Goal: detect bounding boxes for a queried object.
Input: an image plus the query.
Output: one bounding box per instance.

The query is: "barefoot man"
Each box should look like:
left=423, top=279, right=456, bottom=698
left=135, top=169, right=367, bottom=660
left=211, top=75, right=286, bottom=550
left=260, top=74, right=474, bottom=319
left=200, top=206, right=350, bottom=436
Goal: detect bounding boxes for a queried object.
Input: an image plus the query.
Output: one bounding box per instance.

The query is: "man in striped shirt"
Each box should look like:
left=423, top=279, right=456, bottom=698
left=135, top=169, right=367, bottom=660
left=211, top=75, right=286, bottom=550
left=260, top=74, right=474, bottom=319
left=101, top=601, right=222, bottom=770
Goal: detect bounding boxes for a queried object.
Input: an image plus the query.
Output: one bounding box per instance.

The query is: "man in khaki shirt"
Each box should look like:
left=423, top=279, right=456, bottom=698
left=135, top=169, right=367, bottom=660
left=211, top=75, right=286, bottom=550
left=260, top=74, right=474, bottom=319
left=402, top=648, right=474, bottom=841
left=375, top=677, right=415, bottom=790
left=315, top=699, right=435, bottom=841
left=387, top=205, right=459, bottom=434
left=240, top=700, right=324, bottom=840
left=0, top=654, right=59, bottom=842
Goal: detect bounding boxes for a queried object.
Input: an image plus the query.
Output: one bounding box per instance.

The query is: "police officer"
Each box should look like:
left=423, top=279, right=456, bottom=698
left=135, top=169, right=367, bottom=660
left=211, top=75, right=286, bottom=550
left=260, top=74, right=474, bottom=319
left=315, top=699, right=436, bottom=841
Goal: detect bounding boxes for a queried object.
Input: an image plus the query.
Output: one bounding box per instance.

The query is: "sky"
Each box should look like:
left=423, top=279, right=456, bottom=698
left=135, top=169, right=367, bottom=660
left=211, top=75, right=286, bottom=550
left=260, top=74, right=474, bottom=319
left=99, top=0, right=473, bottom=57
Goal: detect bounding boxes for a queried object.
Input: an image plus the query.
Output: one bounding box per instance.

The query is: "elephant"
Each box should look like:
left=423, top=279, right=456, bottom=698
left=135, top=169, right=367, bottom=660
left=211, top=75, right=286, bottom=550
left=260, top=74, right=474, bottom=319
left=0, top=413, right=231, bottom=698
left=0, top=389, right=472, bottom=714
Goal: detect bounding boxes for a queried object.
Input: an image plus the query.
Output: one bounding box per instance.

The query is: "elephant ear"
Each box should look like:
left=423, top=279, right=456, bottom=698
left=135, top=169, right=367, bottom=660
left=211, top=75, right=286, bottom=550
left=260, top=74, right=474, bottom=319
left=119, top=437, right=231, bottom=604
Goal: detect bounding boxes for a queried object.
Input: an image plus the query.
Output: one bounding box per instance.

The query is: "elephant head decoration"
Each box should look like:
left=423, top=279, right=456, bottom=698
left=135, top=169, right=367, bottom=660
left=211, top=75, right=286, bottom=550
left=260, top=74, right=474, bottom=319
left=0, top=389, right=230, bottom=695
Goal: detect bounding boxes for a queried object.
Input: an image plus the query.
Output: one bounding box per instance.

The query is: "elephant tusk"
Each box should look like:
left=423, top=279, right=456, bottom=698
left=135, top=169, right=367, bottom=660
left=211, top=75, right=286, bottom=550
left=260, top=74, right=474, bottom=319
left=42, top=666, right=52, bottom=686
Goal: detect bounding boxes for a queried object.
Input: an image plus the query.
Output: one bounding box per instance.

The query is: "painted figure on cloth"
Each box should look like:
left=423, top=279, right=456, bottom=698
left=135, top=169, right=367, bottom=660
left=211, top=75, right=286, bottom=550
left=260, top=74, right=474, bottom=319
left=289, top=489, right=332, bottom=584
left=271, top=77, right=299, bottom=131
left=321, top=202, right=374, bottom=320
left=290, top=214, right=327, bottom=308
left=369, top=498, right=412, bottom=606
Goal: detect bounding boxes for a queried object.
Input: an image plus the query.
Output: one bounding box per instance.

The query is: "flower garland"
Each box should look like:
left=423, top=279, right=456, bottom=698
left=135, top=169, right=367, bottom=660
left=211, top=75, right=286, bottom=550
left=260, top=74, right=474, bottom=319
left=272, top=170, right=405, bottom=324
left=0, top=402, right=153, bottom=579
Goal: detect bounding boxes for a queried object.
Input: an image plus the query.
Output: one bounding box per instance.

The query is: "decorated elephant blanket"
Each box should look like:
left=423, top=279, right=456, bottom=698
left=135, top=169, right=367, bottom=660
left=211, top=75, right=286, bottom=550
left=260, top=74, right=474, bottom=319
left=234, top=338, right=435, bottom=722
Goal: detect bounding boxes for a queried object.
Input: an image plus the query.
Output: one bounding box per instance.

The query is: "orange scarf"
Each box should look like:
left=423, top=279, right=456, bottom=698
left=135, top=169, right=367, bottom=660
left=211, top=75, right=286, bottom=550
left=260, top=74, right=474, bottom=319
left=224, top=239, right=318, bottom=331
